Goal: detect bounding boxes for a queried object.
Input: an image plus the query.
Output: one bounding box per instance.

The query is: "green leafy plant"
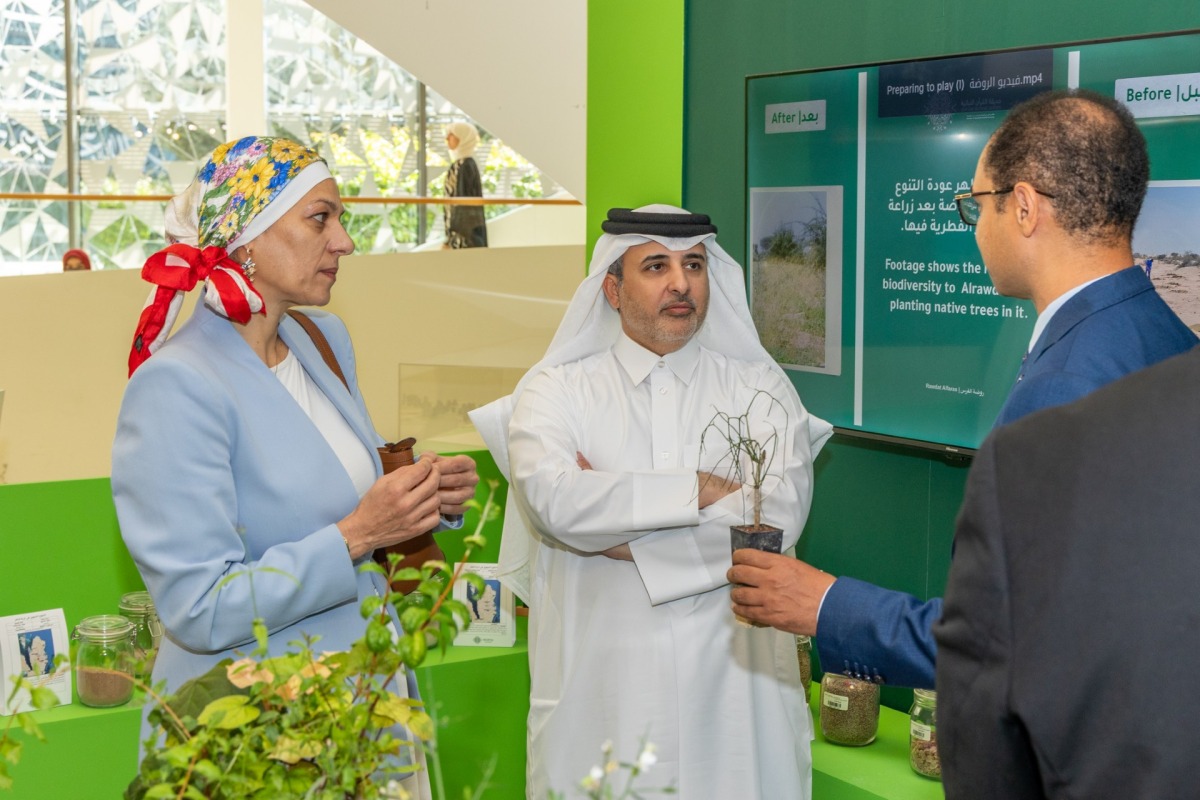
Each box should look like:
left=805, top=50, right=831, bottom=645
left=118, top=478, right=502, bottom=800
left=1, top=478, right=503, bottom=799
left=699, top=390, right=788, bottom=529
left=0, top=658, right=69, bottom=791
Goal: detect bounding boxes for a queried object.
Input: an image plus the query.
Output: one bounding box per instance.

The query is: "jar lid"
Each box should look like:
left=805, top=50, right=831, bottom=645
left=75, top=614, right=135, bottom=642
left=914, top=688, right=937, bottom=702
left=118, top=590, right=155, bottom=614
left=825, top=671, right=873, bottom=683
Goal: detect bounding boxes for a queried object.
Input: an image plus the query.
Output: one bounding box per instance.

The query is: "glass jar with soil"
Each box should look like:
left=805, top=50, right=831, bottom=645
left=819, top=672, right=880, bottom=746
left=909, top=688, right=941, bottom=780
left=72, top=615, right=137, bottom=708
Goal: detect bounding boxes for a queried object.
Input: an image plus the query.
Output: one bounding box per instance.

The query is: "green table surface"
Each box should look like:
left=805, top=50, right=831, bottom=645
left=810, top=681, right=945, bottom=800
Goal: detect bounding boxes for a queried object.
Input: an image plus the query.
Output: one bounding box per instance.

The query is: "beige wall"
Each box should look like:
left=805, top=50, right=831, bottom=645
left=485, top=199, right=587, bottom=249
left=324, top=245, right=584, bottom=449
left=0, top=246, right=582, bottom=485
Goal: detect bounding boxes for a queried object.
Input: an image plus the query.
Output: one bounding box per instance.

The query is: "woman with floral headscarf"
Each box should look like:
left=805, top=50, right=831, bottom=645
left=112, top=136, right=478, bottom=793
left=442, top=122, right=488, bottom=248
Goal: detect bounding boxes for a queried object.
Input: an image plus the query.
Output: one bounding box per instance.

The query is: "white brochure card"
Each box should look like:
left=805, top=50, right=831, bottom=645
left=0, top=608, right=72, bottom=715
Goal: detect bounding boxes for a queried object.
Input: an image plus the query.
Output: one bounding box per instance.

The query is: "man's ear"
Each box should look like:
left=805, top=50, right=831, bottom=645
left=1011, top=182, right=1043, bottom=237
left=602, top=274, right=621, bottom=310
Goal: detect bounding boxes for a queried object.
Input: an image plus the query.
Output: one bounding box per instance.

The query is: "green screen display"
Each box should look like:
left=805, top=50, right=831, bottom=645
left=746, top=30, right=1200, bottom=450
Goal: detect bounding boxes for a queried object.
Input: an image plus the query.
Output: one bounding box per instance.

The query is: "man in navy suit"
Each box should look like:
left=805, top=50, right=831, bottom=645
left=727, top=89, right=1196, bottom=689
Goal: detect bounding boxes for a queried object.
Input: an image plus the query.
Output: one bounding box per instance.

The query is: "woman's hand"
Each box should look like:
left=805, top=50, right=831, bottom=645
left=337, top=459, right=443, bottom=560
left=419, top=452, right=480, bottom=517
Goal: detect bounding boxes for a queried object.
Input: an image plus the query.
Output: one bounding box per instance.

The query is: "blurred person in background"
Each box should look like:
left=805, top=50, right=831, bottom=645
left=62, top=248, right=91, bottom=270
left=442, top=121, right=488, bottom=249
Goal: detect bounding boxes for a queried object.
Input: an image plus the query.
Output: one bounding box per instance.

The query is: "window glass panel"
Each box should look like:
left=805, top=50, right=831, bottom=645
left=266, top=0, right=558, bottom=252
left=0, top=0, right=564, bottom=275
left=265, top=0, right=425, bottom=252
left=0, top=0, right=228, bottom=274
left=0, top=1, right=69, bottom=272
left=75, top=0, right=226, bottom=270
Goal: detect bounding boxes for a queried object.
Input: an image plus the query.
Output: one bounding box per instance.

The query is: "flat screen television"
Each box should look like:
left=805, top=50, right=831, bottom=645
left=745, top=29, right=1200, bottom=454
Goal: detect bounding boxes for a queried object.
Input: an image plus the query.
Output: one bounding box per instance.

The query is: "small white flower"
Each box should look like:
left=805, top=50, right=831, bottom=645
left=600, top=738, right=613, bottom=756
left=381, top=779, right=411, bottom=800
left=636, top=742, right=658, bottom=772
left=580, top=765, right=604, bottom=791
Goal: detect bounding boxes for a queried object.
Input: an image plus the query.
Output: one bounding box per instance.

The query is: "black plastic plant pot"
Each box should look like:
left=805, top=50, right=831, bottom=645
left=730, top=524, right=784, bottom=554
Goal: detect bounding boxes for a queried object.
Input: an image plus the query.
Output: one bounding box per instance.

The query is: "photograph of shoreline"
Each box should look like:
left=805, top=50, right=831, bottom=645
left=1134, top=183, right=1200, bottom=331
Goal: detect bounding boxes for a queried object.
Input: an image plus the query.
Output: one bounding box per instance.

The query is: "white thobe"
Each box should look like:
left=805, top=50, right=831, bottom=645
left=509, top=333, right=816, bottom=800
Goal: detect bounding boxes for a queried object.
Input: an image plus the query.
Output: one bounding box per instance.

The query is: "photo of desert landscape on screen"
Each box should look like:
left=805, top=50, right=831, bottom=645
left=1134, top=184, right=1200, bottom=331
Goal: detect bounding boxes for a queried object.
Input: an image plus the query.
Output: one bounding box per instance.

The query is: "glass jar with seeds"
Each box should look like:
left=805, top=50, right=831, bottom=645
left=795, top=635, right=813, bottom=697
left=909, top=688, right=941, bottom=779
left=819, top=671, right=880, bottom=746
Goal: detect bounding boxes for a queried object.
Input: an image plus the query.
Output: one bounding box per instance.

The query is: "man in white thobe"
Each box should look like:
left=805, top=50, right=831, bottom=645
left=472, top=206, right=831, bottom=799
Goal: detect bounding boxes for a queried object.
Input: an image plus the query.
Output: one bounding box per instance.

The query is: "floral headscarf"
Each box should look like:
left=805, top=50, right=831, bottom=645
left=196, top=137, right=324, bottom=250
left=128, top=136, right=332, bottom=376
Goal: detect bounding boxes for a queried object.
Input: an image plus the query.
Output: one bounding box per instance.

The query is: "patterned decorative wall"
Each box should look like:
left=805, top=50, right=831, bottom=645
left=0, top=0, right=556, bottom=274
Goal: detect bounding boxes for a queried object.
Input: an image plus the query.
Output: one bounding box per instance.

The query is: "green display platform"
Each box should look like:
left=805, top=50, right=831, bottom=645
left=417, top=616, right=530, bottom=798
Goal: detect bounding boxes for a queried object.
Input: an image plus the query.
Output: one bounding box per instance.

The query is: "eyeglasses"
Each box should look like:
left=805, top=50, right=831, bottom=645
left=953, top=186, right=1056, bottom=226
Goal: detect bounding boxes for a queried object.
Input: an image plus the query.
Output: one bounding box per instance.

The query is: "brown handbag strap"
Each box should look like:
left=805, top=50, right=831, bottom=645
left=286, top=309, right=349, bottom=392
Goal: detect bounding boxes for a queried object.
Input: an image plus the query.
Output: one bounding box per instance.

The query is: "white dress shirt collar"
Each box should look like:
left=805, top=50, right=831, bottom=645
left=1028, top=275, right=1104, bottom=354
left=613, top=331, right=702, bottom=387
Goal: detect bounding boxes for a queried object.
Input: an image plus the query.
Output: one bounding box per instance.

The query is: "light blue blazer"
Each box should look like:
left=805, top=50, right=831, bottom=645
left=112, top=302, right=405, bottom=697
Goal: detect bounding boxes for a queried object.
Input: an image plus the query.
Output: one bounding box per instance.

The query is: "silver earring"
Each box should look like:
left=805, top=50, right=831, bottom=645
left=241, top=253, right=256, bottom=281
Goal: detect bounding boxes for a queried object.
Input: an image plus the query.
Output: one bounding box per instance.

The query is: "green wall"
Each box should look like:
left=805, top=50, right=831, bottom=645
left=0, top=453, right=506, bottom=625
left=682, top=1, right=1200, bottom=709
left=586, top=0, right=686, bottom=255
left=0, top=479, right=145, bottom=620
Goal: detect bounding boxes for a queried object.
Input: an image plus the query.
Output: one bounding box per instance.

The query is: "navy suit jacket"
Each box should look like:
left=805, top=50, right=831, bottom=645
left=814, top=266, right=1196, bottom=688
left=994, top=267, right=1198, bottom=425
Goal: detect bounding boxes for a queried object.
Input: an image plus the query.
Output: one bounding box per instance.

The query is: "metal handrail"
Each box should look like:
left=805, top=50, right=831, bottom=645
left=0, top=192, right=580, bottom=206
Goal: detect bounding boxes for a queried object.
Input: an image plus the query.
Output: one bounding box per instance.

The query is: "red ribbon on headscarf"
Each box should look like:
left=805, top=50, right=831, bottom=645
left=128, top=243, right=265, bottom=376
